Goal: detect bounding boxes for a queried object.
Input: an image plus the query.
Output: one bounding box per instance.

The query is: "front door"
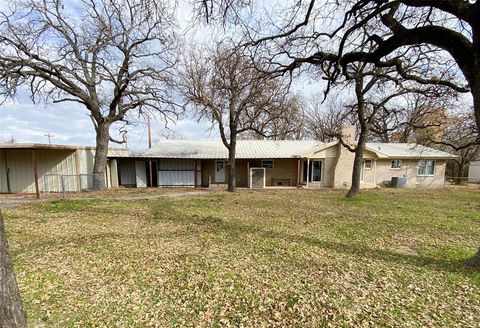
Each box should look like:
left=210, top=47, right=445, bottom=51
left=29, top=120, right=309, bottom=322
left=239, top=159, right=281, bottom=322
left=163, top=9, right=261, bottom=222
left=303, top=160, right=323, bottom=183
left=311, top=160, right=322, bottom=182
left=215, top=160, right=225, bottom=183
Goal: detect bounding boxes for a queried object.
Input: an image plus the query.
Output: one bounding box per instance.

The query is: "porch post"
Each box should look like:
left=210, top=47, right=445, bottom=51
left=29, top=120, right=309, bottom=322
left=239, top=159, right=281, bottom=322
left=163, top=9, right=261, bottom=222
left=306, top=159, right=310, bottom=188
left=193, top=160, right=197, bottom=188
left=296, top=159, right=301, bottom=188
left=31, top=150, right=40, bottom=199
left=149, top=160, right=153, bottom=187
left=247, top=161, right=250, bottom=188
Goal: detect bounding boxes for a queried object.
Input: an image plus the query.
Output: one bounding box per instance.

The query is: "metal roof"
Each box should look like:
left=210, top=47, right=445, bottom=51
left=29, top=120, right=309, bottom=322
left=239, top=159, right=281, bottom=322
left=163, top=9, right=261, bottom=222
left=142, top=140, right=457, bottom=159
left=0, top=143, right=129, bottom=157
left=143, top=140, right=322, bottom=159
left=365, top=143, right=457, bottom=159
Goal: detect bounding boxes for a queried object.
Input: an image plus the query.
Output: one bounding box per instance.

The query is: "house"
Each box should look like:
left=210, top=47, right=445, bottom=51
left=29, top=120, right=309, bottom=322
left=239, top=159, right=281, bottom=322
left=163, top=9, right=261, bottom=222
left=116, top=126, right=456, bottom=189
left=0, top=143, right=128, bottom=196
left=468, top=161, right=480, bottom=183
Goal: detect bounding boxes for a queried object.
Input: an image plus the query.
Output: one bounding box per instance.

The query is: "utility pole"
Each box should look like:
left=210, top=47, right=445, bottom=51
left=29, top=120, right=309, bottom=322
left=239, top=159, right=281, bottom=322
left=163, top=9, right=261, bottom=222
left=147, top=116, right=153, bottom=188
left=44, top=133, right=53, bottom=145
left=147, top=116, right=152, bottom=149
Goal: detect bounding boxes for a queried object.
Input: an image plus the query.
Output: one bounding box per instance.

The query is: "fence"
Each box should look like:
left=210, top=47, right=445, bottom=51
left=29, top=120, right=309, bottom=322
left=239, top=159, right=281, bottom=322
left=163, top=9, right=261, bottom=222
left=444, top=176, right=480, bottom=188
left=42, top=174, right=105, bottom=196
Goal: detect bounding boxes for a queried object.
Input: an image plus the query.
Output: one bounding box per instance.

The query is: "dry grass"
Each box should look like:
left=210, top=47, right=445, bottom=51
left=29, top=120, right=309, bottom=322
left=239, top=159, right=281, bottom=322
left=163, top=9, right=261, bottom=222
left=4, top=188, right=480, bottom=327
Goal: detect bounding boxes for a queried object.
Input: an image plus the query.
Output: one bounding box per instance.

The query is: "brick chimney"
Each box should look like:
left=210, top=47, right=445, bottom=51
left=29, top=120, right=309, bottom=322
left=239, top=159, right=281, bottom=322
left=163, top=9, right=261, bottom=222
left=332, top=125, right=356, bottom=189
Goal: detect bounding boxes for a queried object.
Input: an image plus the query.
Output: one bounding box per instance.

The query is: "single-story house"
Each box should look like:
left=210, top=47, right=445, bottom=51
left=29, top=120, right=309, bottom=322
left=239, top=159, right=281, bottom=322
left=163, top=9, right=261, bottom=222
left=468, top=161, right=480, bottom=183
left=117, top=126, right=456, bottom=189
left=0, top=143, right=128, bottom=196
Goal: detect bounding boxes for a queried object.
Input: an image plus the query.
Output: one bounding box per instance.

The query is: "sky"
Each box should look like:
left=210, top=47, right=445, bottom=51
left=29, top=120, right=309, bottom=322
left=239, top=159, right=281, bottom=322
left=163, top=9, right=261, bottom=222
left=0, top=0, right=220, bottom=150
left=0, top=0, right=312, bottom=151
left=1, top=0, right=470, bottom=151
left=0, top=0, right=323, bottom=151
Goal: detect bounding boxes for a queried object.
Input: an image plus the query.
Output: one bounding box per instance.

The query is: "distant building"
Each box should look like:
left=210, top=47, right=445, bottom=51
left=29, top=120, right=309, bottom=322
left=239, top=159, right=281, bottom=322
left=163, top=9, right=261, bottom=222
left=0, top=143, right=127, bottom=196
left=468, top=161, right=480, bottom=183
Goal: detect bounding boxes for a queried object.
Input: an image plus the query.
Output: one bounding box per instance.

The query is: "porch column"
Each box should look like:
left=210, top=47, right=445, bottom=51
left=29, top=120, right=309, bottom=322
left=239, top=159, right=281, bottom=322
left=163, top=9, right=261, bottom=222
left=247, top=161, right=250, bottom=188
left=31, top=150, right=40, bottom=199
left=306, top=159, right=310, bottom=188
left=193, top=160, right=197, bottom=188
left=149, top=160, right=153, bottom=187
left=296, top=159, right=301, bottom=188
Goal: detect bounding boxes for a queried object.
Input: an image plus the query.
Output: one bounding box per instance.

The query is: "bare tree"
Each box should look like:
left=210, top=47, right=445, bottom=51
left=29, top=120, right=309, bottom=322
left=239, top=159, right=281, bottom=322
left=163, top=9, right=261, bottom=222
left=240, top=94, right=306, bottom=140
left=180, top=45, right=290, bottom=192
left=2, top=136, right=16, bottom=144
left=425, top=111, right=478, bottom=180
left=334, top=61, right=437, bottom=198
left=305, top=94, right=352, bottom=142
left=0, top=0, right=180, bottom=189
left=370, top=93, right=451, bottom=143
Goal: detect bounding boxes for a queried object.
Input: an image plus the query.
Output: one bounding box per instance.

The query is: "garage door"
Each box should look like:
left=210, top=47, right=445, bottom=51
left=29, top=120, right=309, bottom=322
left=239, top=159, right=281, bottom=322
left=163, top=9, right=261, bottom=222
left=158, top=159, right=201, bottom=187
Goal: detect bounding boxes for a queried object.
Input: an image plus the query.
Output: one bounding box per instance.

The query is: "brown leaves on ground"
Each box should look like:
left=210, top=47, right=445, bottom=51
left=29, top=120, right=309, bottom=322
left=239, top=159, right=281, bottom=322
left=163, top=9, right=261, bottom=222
left=4, top=188, right=480, bottom=327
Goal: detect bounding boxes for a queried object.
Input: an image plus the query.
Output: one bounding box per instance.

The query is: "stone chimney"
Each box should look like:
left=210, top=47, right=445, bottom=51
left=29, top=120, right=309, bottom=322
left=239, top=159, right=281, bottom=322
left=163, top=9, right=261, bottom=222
left=340, top=125, right=356, bottom=147
left=332, top=125, right=356, bottom=189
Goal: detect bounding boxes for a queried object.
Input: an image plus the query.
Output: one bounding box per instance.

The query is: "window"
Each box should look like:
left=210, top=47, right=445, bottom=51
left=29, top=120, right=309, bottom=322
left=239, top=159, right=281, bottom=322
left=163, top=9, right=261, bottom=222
left=262, top=160, right=274, bottom=169
left=417, top=160, right=435, bottom=176
left=390, top=160, right=402, bottom=169
left=364, top=160, right=372, bottom=170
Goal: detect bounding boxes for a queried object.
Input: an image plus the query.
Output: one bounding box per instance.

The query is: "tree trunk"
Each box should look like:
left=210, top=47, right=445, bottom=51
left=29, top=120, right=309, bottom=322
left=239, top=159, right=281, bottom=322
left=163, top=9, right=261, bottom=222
left=227, top=136, right=237, bottom=192
left=92, top=121, right=111, bottom=190
left=466, top=74, right=480, bottom=267
left=346, top=132, right=367, bottom=198
left=0, top=210, right=27, bottom=328
left=346, top=75, right=368, bottom=199
left=466, top=247, right=480, bottom=268
left=472, top=78, right=480, bottom=144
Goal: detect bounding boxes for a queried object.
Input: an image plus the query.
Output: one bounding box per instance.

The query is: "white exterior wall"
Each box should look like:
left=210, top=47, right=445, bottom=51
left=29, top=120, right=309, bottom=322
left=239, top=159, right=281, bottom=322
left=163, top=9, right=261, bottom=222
left=0, top=149, right=78, bottom=193
left=469, top=161, right=480, bottom=183
left=304, top=145, right=338, bottom=188
left=374, top=159, right=446, bottom=188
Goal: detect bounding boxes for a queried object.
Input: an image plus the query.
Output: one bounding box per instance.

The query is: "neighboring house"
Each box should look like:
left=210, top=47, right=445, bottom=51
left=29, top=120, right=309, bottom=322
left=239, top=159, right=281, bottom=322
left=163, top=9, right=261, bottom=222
left=115, top=126, right=456, bottom=189
left=0, top=143, right=127, bottom=195
left=468, top=161, right=480, bottom=183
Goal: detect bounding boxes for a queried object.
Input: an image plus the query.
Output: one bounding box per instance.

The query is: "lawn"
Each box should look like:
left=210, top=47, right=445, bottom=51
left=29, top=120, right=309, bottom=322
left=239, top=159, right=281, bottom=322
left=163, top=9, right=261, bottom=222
left=4, top=188, right=480, bottom=327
